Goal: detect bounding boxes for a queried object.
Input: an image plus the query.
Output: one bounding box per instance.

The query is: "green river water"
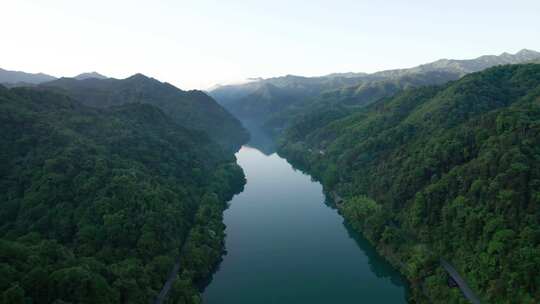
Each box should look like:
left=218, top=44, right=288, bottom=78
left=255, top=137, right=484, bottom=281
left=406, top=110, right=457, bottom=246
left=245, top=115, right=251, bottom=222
left=202, top=145, right=407, bottom=303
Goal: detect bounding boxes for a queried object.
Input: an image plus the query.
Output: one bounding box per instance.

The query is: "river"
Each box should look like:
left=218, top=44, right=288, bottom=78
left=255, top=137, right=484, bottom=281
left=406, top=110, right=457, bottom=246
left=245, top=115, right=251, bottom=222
left=202, top=145, right=407, bottom=303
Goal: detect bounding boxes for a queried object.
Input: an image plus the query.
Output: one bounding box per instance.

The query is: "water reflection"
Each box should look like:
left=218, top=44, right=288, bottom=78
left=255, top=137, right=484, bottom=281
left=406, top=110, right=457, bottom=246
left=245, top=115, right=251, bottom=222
left=203, top=131, right=406, bottom=303
left=342, top=221, right=407, bottom=288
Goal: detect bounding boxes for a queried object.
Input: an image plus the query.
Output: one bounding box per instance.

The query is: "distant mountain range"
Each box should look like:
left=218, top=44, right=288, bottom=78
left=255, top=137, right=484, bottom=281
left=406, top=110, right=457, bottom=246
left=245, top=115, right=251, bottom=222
left=372, top=49, right=540, bottom=78
left=0, top=68, right=56, bottom=86
left=209, top=49, right=540, bottom=135
left=0, top=68, right=110, bottom=86
left=74, top=71, right=108, bottom=80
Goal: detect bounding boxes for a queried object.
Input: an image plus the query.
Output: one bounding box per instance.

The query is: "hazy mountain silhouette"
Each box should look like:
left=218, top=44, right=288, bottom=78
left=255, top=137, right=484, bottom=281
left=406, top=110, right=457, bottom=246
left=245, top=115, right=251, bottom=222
left=0, top=68, right=57, bottom=86
left=74, top=71, right=108, bottom=80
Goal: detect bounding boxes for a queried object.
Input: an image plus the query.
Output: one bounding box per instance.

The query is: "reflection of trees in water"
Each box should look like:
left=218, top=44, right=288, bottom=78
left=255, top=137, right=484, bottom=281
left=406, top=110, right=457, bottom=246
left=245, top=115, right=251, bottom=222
left=197, top=248, right=227, bottom=292
left=239, top=124, right=409, bottom=295
left=240, top=119, right=276, bottom=155
left=342, top=220, right=408, bottom=289
left=288, top=158, right=409, bottom=293
left=199, top=189, right=245, bottom=292
left=322, top=192, right=406, bottom=288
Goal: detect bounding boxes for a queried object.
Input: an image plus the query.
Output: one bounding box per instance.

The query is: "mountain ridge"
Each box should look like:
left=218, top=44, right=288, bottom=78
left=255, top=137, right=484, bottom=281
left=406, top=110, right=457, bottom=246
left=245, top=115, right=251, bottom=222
left=74, top=71, right=108, bottom=80
left=210, top=49, right=540, bottom=137
left=0, top=67, right=57, bottom=85
left=41, top=74, right=249, bottom=151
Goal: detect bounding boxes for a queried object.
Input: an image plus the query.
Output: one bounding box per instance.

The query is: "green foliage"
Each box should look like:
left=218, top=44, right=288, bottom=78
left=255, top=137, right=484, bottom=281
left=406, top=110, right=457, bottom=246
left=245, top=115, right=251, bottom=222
left=2, top=284, right=25, bottom=304
left=0, top=87, right=245, bottom=303
left=263, top=70, right=462, bottom=138
left=279, top=64, right=540, bottom=303
left=342, top=196, right=382, bottom=219
left=41, top=74, right=249, bottom=152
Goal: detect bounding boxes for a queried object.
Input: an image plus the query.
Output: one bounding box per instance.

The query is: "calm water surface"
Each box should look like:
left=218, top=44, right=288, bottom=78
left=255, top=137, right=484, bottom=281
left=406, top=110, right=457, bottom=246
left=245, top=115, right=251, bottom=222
left=202, top=146, right=407, bottom=303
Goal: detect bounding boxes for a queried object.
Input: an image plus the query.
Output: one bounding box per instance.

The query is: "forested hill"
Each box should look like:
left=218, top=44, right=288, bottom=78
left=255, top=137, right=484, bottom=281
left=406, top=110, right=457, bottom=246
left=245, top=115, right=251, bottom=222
left=41, top=74, right=249, bottom=152
left=279, top=64, right=540, bottom=303
left=211, top=49, right=540, bottom=137
left=0, top=86, right=246, bottom=303
left=261, top=70, right=461, bottom=138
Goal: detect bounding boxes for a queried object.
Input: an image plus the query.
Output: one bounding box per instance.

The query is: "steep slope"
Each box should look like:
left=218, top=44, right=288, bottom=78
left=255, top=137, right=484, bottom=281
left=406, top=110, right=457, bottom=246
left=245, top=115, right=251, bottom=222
left=41, top=74, right=248, bottom=151
left=0, top=86, right=245, bottom=303
left=262, top=70, right=461, bottom=137
left=0, top=68, right=56, bottom=86
left=279, top=64, right=540, bottom=303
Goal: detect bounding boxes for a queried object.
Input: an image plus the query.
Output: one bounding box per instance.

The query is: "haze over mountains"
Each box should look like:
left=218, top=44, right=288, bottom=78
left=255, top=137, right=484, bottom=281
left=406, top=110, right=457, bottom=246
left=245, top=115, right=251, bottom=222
left=2, top=48, right=538, bottom=163
left=0, top=69, right=108, bottom=86
left=73, top=72, right=108, bottom=80
left=210, top=49, right=540, bottom=136
left=0, top=68, right=56, bottom=86
left=371, top=48, right=540, bottom=77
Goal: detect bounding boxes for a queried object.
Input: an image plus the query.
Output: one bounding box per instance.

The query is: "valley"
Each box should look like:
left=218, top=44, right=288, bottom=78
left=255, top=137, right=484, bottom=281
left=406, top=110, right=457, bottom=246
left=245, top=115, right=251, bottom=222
left=1, top=50, right=539, bottom=304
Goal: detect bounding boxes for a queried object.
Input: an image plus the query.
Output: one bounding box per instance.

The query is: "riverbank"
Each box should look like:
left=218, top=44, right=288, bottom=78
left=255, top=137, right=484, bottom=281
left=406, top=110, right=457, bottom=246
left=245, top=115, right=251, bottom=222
left=154, top=161, right=246, bottom=303
left=277, top=145, right=481, bottom=304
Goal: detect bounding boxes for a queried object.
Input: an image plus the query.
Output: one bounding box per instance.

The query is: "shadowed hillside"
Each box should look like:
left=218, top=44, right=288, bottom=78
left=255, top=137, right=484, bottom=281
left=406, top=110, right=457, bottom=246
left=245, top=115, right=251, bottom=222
left=41, top=75, right=249, bottom=151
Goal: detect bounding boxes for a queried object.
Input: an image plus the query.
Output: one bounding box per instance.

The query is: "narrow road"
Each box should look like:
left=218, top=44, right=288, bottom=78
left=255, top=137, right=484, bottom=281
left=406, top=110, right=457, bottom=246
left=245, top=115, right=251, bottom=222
left=154, top=240, right=189, bottom=304
left=333, top=189, right=482, bottom=304
left=154, top=259, right=181, bottom=304
left=440, top=259, right=481, bottom=304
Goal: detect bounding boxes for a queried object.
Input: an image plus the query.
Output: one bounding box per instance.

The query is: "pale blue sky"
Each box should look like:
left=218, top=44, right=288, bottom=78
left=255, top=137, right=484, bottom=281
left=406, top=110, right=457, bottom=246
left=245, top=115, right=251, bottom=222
left=2, top=0, right=539, bottom=89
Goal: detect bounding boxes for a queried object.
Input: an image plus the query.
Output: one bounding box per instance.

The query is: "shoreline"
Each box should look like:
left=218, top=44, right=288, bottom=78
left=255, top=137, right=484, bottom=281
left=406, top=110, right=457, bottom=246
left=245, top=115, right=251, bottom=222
left=277, top=146, right=480, bottom=303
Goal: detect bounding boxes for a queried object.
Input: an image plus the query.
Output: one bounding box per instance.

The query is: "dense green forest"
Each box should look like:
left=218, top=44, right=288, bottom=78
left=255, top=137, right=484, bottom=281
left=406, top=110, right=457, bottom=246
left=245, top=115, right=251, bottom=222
left=41, top=75, right=249, bottom=152
left=0, top=86, right=246, bottom=303
left=279, top=64, right=540, bottom=303
left=261, top=70, right=460, bottom=139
